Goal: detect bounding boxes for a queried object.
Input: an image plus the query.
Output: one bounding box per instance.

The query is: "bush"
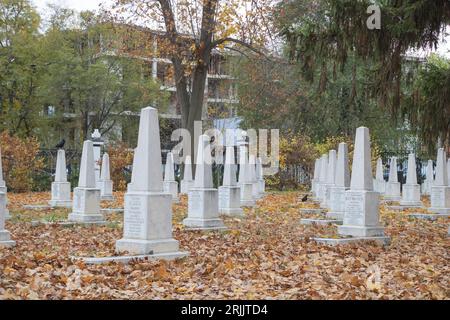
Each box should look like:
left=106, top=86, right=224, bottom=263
left=0, top=131, right=45, bottom=192
left=106, top=142, right=133, bottom=191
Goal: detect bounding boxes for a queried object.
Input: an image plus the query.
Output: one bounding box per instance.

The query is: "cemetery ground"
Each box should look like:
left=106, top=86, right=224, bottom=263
left=0, top=191, right=448, bottom=300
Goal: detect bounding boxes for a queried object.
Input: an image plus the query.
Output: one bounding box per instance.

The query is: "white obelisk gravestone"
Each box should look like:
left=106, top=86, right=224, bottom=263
left=374, top=158, right=386, bottom=194
left=180, top=155, right=194, bottom=194
left=99, top=153, right=114, bottom=201
left=248, top=155, right=260, bottom=200
left=322, top=150, right=337, bottom=208
left=317, top=154, right=329, bottom=203
left=429, top=148, right=450, bottom=215
left=163, top=152, right=179, bottom=203
left=91, top=129, right=104, bottom=189
left=400, top=153, right=423, bottom=207
left=422, top=160, right=434, bottom=195
left=327, top=143, right=350, bottom=219
left=49, top=149, right=72, bottom=207
left=68, top=141, right=104, bottom=223
left=183, top=135, right=225, bottom=230
left=312, top=158, right=322, bottom=200
left=384, top=157, right=401, bottom=201
left=311, top=158, right=320, bottom=196
left=0, top=148, right=10, bottom=219
left=239, top=145, right=256, bottom=207
left=0, top=190, right=14, bottom=247
left=338, top=127, right=386, bottom=238
left=219, top=146, right=243, bottom=216
left=256, top=157, right=265, bottom=196
left=116, top=107, right=185, bottom=256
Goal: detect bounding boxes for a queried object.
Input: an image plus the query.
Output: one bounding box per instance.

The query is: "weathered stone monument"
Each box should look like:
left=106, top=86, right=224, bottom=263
left=183, top=135, right=225, bottom=230
left=219, top=146, right=243, bottom=216
left=99, top=153, right=114, bottom=201
left=0, top=190, right=15, bottom=248
left=180, top=155, right=194, bottom=194
left=68, top=140, right=104, bottom=224
left=248, top=154, right=260, bottom=200
left=49, top=149, right=72, bottom=207
left=400, top=153, right=423, bottom=207
left=374, top=158, right=386, bottom=194
left=422, top=160, right=434, bottom=195
left=116, top=107, right=187, bottom=258
left=384, top=157, right=401, bottom=201
left=239, top=144, right=256, bottom=207
left=256, top=157, right=265, bottom=196
left=327, top=143, right=350, bottom=220
left=91, top=129, right=104, bottom=189
left=322, top=150, right=337, bottom=208
left=317, top=154, right=329, bottom=203
left=338, top=127, right=388, bottom=240
left=163, top=152, right=179, bottom=203
left=429, top=148, right=450, bottom=215
left=311, top=158, right=320, bottom=197
left=0, top=147, right=10, bottom=219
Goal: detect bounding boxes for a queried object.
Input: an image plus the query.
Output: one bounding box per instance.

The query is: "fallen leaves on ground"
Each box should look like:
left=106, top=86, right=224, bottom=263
left=0, top=191, right=448, bottom=300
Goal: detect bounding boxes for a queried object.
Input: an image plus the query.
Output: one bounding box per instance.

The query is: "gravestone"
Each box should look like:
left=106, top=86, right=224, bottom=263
left=400, top=153, right=423, bottom=207
left=49, top=149, right=72, bottom=207
left=239, top=144, right=256, bottom=207
left=429, top=148, right=450, bottom=215
left=327, top=143, right=350, bottom=220
left=218, top=146, right=243, bottom=216
left=180, top=155, right=194, bottom=194
left=374, top=158, right=386, bottom=194
left=311, top=158, right=320, bottom=197
left=163, top=152, right=179, bottom=203
left=317, top=154, right=329, bottom=203
left=384, top=157, right=401, bottom=201
left=116, top=107, right=186, bottom=257
left=91, top=129, right=104, bottom=189
left=0, top=147, right=10, bottom=219
left=322, top=150, right=337, bottom=208
left=249, top=155, right=260, bottom=200
left=99, top=153, right=114, bottom=201
left=256, top=157, right=265, bottom=196
left=338, top=127, right=387, bottom=239
left=127, top=147, right=138, bottom=193
left=68, top=140, right=104, bottom=223
left=0, top=191, right=15, bottom=247
left=183, top=135, right=225, bottom=230
left=422, top=160, right=434, bottom=196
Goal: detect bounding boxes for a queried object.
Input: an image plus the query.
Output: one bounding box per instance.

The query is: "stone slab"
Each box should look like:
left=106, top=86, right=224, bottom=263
left=31, top=220, right=107, bottom=227
left=407, top=213, right=450, bottom=221
left=299, top=208, right=326, bottom=214
left=0, top=240, right=16, bottom=248
left=23, top=205, right=53, bottom=210
left=312, top=236, right=391, bottom=246
left=300, top=218, right=343, bottom=226
left=72, top=251, right=189, bottom=264
left=101, top=208, right=124, bottom=214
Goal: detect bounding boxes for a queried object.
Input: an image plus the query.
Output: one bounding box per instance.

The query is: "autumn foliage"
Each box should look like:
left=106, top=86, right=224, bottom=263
left=0, top=131, right=44, bottom=192
left=106, top=142, right=134, bottom=191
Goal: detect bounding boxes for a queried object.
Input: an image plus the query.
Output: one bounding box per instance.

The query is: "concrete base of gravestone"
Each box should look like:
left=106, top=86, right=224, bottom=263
left=338, top=190, right=385, bottom=238
left=73, top=251, right=189, bottom=265
left=0, top=187, right=10, bottom=219
left=68, top=188, right=104, bottom=223
left=163, top=181, right=179, bottom=203
left=100, top=180, right=114, bottom=201
left=116, top=192, right=180, bottom=255
left=299, top=208, right=326, bottom=214
left=240, top=183, right=256, bottom=207
left=49, top=182, right=71, bottom=208
left=320, top=184, right=332, bottom=208
left=400, top=184, right=422, bottom=207
left=311, top=180, right=318, bottom=196
left=317, top=184, right=327, bottom=204
left=408, top=213, right=450, bottom=221
left=258, top=179, right=265, bottom=197
left=101, top=208, right=124, bottom=214
left=300, top=218, right=342, bottom=226
left=312, top=236, right=391, bottom=246
left=374, top=180, right=386, bottom=194
left=219, top=186, right=244, bottom=217
left=252, top=182, right=261, bottom=199
left=180, top=180, right=194, bottom=194
left=31, top=220, right=107, bottom=227
left=184, top=188, right=225, bottom=230
left=23, top=204, right=52, bottom=210
left=429, top=186, right=450, bottom=214
left=0, top=230, right=15, bottom=247
left=327, top=186, right=348, bottom=220
left=384, top=182, right=401, bottom=201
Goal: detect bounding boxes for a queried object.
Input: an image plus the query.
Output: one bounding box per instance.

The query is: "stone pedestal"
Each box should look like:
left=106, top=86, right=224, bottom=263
left=0, top=230, right=15, bottom=247
left=252, top=181, right=260, bottom=199
left=327, top=186, right=348, bottom=220
left=184, top=188, right=225, bottom=229
left=163, top=180, right=179, bottom=203
left=180, top=180, right=194, bottom=194
left=68, top=188, right=104, bottom=223
left=116, top=192, right=181, bottom=255
left=0, top=186, right=10, bottom=219
left=49, top=182, right=72, bottom=207
left=429, top=186, right=450, bottom=214
left=374, top=180, right=386, bottom=194
left=338, top=191, right=385, bottom=237
left=219, top=186, right=243, bottom=216
left=100, top=179, right=114, bottom=201
left=384, top=182, right=401, bottom=201
left=400, top=184, right=422, bottom=207
left=0, top=193, right=15, bottom=247
left=320, top=184, right=333, bottom=208
left=240, top=183, right=256, bottom=207
left=258, top=179, right=265, bottom=196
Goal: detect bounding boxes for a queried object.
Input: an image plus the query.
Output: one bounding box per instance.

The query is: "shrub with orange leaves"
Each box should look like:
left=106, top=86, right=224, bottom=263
left=106, top=142, right=133, bottom=191
left=0, top=131, right=45, bottom=192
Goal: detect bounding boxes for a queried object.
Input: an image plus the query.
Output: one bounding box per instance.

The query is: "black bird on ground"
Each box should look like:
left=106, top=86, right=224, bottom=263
left=55, top=139, right=66, bottom=149
left=301, top=194, right=308, bottom=202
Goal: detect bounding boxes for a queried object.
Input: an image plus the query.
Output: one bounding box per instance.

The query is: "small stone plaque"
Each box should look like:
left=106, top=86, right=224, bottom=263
left=124, top=196, right=145, bottom=239
left=344, top=192, right=364, bottom=226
